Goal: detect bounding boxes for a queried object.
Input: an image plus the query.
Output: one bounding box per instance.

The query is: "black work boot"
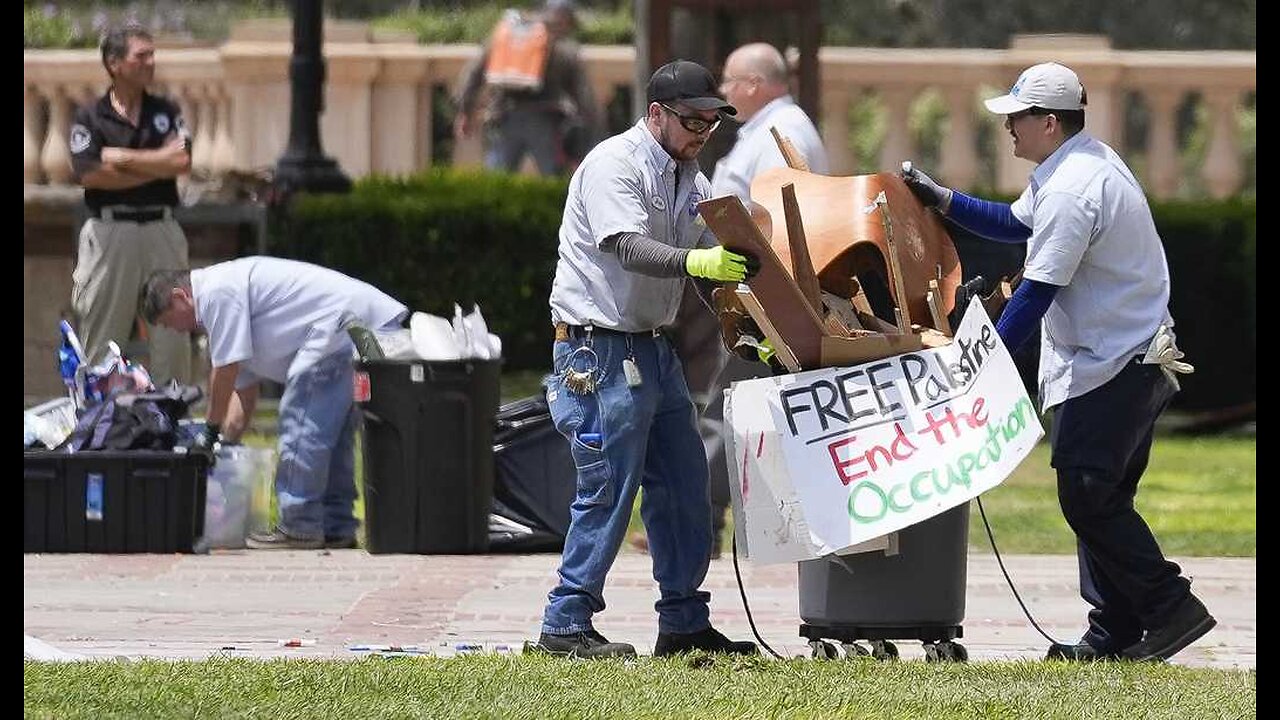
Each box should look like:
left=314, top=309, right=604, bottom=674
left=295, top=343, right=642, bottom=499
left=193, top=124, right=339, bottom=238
left=526, top=630, right=637, bottom=659
left=654, top=627, right=758, bottom=657
left=1045, top=641, right=1122, bottom=662
left=1122, top=594, right=1217, bottom=662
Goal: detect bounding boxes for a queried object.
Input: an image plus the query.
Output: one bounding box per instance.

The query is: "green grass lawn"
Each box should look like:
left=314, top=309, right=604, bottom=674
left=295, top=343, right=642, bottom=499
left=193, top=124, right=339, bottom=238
left=24, top=656, right=1255, bottom=720
left=968, top=435, right=1256, bottom=556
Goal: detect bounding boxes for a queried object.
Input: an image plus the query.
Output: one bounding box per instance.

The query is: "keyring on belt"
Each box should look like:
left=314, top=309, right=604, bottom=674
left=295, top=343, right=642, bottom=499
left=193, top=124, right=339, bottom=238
left=561, top=340, right=600, bottom=395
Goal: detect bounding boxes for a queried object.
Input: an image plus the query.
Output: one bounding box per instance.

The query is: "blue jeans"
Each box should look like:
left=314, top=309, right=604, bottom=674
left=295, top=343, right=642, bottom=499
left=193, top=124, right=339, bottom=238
left=275, top=351, right=359, bottom=541
left=542, top=330, right=713, bottom=635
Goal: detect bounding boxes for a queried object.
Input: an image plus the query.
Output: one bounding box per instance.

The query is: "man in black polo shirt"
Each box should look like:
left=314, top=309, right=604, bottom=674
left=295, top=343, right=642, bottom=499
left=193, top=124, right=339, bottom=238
left=69, top=25, right=192, bottom=384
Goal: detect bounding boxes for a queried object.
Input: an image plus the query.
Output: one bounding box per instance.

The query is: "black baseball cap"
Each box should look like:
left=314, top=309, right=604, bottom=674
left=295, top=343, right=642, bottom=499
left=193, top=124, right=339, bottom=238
left=647, top=60, right=737, bottom=116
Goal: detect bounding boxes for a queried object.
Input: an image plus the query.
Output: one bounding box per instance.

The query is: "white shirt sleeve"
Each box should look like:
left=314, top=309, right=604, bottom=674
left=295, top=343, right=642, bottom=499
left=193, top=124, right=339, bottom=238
left=1010, top=185, right=1035, bottom=228
left=710, top=154, right=753, bottom=201
left=580, top=156, right=649, bottom=247
left=1022, top=190, right=1099, bottom=287
left=200, top=284, right=254, bottom=368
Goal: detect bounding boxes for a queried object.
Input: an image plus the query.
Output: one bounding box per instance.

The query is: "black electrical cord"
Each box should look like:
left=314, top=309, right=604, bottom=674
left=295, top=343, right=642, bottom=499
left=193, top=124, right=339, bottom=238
left=976, top=496, right=1064, bottom=646
left=730, top=534, right=786, bottom=659
left=729, top=496, right=1065, bottom=658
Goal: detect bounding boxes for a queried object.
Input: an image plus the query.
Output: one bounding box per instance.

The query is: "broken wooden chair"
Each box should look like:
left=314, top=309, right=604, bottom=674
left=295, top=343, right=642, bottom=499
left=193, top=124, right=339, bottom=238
left=696, top=131, right=963, bottom=370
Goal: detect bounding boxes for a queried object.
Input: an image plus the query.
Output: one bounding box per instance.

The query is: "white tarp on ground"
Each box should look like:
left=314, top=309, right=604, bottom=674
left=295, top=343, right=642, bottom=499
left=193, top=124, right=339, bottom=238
left=726, top=298, right=1043, bottom=564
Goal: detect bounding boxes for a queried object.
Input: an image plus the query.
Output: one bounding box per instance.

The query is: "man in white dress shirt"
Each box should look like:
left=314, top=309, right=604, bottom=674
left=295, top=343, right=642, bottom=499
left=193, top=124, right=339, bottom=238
left=711, top=42, right=829, bottom=198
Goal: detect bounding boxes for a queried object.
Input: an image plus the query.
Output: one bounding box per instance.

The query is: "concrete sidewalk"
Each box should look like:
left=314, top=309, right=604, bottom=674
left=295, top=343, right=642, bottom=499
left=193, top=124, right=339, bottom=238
left=23, top=550, right=1254, bottom=668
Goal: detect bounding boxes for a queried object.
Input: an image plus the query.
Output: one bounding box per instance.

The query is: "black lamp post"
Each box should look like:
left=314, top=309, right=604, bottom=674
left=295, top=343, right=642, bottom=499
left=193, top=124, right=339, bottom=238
left=274, top=0, right=351, bottom=195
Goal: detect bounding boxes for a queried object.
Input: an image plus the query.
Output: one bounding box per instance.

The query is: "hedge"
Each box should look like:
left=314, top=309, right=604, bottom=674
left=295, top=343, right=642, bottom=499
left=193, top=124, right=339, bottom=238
left=273, top=170, right=1255, bottom=411
left=274, top=169, right=568, bottom=372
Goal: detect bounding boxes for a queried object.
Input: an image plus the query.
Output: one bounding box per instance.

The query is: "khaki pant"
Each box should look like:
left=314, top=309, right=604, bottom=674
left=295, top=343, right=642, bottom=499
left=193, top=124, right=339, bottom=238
left=71, top=216, right=192, bottom=384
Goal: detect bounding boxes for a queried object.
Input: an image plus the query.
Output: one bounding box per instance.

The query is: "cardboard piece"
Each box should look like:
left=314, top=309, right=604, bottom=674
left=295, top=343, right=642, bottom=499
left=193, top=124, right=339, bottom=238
left=699, top=196, right=827, bottom=369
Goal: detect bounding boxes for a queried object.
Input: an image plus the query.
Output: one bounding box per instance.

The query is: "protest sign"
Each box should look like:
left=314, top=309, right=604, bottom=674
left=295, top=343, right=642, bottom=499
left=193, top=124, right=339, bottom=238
left=727, top=298, right=1042, bottom=561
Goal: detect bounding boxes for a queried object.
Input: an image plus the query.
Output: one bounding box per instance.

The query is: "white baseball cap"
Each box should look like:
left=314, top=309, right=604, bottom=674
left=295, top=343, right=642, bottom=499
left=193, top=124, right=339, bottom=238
left=984, top=62, right=1087, bottom=114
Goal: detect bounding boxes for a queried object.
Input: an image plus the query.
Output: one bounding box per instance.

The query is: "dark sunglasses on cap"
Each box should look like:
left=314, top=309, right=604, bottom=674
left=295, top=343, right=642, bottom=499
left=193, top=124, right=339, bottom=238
left=660, top=103, right=721, bottom=134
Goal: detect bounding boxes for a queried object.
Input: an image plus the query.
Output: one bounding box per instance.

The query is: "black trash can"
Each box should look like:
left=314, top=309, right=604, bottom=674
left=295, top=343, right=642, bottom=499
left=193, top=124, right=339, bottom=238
left=356, top=359, right=501, bottom=554
left=797, top=503, right=970, bottom=660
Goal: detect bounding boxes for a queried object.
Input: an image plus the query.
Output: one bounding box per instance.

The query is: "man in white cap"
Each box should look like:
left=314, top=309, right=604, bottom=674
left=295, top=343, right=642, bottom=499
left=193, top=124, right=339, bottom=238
left=900, top=62, right=1212, bottom=663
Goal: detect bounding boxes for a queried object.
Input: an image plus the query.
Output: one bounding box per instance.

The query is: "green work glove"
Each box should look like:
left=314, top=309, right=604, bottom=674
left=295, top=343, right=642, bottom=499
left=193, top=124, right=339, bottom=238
left=757, top=338, right=776, bottom=365
left=686, top=246, right=749, bottom=282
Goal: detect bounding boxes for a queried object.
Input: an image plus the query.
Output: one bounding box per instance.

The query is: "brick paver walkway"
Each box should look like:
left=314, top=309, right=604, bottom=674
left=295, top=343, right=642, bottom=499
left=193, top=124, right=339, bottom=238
left=24, top=550, right=1253, bottom=668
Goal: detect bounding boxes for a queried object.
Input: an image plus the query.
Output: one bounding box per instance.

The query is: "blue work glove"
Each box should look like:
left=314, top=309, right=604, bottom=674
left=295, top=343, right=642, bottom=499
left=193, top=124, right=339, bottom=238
left=900, top=161, right=954, bottom=213
left=686, top=246, right=751, bottom=282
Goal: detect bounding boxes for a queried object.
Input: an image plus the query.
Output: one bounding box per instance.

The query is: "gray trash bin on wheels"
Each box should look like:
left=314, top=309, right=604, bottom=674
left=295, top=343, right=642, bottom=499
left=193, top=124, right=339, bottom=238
left=356, top=358, right=501, bottom=554
left=798, top=503, right=970, bottom=661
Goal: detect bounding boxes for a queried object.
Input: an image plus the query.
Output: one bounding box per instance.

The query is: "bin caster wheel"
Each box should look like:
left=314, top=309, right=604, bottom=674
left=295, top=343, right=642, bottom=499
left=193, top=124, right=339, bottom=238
left=924, top=640, right=968, bottom=663
left=809, top=640, right=838, bottom=660
left=869, top=640, right=899, bottom=661
left=841, top=642, right=870, bottom=659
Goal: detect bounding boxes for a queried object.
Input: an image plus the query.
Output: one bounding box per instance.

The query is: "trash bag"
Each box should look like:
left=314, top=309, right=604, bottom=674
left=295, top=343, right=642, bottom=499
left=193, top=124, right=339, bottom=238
left=489, top=395, right=577, bottom=552
left=64, top=381, right=203, bottom=452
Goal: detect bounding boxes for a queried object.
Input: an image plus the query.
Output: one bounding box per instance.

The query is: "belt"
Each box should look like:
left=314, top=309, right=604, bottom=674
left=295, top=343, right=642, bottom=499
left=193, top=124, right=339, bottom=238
left=554, top=322, right=662, bottom=342
left=93, top=206, right=173, bottom=223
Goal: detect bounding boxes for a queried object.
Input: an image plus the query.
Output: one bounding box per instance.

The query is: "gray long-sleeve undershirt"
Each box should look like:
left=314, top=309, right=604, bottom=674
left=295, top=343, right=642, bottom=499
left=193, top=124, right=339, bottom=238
left=600, top=232, right=690, bottom=278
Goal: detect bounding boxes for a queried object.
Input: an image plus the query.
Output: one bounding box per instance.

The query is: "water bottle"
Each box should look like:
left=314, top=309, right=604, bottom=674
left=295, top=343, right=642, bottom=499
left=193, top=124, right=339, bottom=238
left=57, top=320, right=85, bottom=408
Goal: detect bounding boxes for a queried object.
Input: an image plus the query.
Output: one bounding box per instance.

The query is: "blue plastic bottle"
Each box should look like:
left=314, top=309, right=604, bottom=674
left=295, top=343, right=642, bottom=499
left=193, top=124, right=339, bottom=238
left=57, top=320, right=84, bottom=404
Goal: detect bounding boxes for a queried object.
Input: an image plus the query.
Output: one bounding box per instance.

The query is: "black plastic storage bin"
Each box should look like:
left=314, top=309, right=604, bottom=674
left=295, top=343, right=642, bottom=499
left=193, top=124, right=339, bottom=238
left=357, top=359, right=501, bottom=554
left=24, top=450, right=209, bottom=553
left=797, top=503, right=970, bottom=661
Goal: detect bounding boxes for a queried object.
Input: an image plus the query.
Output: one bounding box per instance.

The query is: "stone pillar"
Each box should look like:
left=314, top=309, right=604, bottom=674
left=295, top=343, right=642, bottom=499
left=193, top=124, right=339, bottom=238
left=1201, top=88, right=1244, bottom=199
left=320, top=49, right=379, bottom=177
left=190, top=84, right=215, bottom=173
left=878, top=86, right=918, bottom=173
left=821, top=87, right=854, bottom=175
left=221, top=47, right=289, bottom=171
left=939, top=85, right=979, bottom=190
left=39, top=85, right=73, bottom=185
left=1143, top=87, right=1183, bottom=199
left=24, top=87, right=44, bottom=184
left=210, top=87, right=236, bottom=175
left=370, top=49, right=429, bottom=176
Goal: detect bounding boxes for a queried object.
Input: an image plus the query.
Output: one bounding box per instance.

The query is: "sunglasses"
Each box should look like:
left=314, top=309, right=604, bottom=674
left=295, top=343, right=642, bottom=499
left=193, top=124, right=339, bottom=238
left=1007, top=107, right=1055, bottom=123
left=660, top=103, right=721, bottom=135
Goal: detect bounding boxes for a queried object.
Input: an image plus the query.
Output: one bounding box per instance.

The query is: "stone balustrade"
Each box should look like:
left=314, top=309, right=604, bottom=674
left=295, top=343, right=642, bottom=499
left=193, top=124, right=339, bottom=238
left=23, top=32, right=1255, bottom=198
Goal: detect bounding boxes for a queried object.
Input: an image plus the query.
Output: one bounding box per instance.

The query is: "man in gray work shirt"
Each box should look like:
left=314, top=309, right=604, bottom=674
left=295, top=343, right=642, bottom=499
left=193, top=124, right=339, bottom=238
left=531, top=60, right=759, bottom=659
